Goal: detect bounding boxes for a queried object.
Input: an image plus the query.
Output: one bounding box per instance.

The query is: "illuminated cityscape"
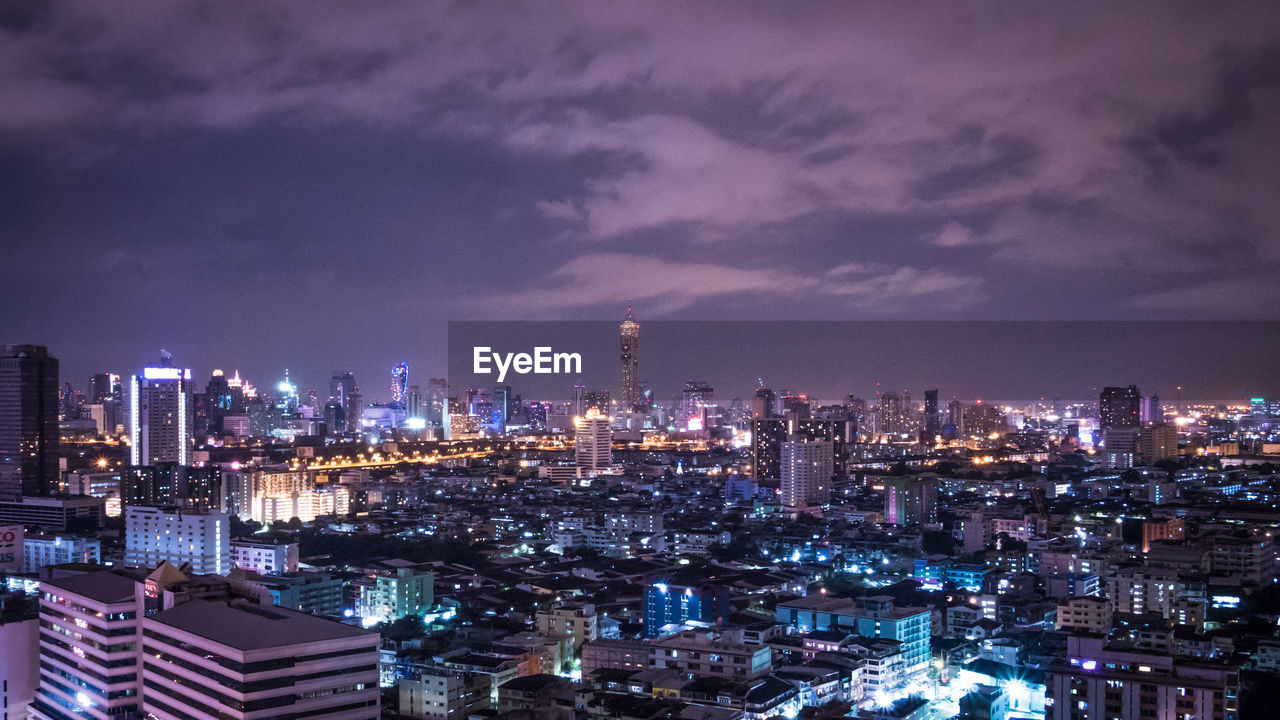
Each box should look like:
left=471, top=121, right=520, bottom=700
left=4, top=4, right=1280, bottom=720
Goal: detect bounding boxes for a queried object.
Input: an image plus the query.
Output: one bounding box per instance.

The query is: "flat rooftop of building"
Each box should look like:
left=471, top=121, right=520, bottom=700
left=42, top=571, right=136, bottom=604
left=148, top=599, right=373, bottom=651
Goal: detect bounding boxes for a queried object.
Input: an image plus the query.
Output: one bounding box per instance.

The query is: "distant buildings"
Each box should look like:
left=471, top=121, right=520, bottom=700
left=0, top=344, right=59, bottom=499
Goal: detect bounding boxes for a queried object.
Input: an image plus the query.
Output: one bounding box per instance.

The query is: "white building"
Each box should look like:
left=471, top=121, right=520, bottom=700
left=29, top=572, right=142, bottom=720
left=29, top=570, right=380, bottom=720
left=230, top=540, right=299, bottom=574
left=124, top=505, right=229, bottom=575
left=22, top=533, right=101, bottom=572
left=129, top=363, right=193, bottom=466
left=780, top=438, right=833, bottom=510
left=142, top=598, right=380, bottom=719
left=575, top=410, right=612, bottom=475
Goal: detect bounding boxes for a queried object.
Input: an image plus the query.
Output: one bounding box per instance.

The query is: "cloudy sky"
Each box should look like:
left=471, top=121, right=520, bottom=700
left=3, top=2, right=1279, bottom=398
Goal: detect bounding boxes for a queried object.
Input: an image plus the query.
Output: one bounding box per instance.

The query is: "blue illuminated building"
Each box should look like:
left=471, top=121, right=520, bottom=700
left=643, top=581, right=730, bottom=637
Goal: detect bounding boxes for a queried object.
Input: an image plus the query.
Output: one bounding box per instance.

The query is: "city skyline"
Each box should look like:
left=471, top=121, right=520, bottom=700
left=32, top=319, right=1280, bottom=409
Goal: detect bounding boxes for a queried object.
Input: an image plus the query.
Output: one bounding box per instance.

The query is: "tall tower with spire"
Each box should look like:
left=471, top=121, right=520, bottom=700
left=620, top=305, right=640, bottom=411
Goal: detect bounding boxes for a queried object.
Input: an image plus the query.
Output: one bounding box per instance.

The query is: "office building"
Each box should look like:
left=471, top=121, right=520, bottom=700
left=923, top=388, right=940, bottom=439
left=28, top=572, right=141, bottom=720
left=0, top=495, right=106, bottom=532
left=123, top=505, right=230, bottom=574
left=643, top=580, right=730, bottom=637
left=329, top=371, right=357, bottom=433
left=780, top=438, right=834, bottom=511
left=681, top=380, right=713, bottom=425
left=30, top=566, right=380, bottom=720
left=1099, top=385, right=1141, bottom=430
left=142, top=599, right=380, bottom=719
left=619, top=307, right=640, bottom=410
left=129, top=357, right=193, bottom=466
left=575, top=409, right=611, bottom=475
left=0, top=345, right=59, bottom=499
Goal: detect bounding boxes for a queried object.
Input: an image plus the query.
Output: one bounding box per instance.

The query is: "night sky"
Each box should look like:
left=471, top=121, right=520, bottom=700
left=3, top=2, right=1280, bottom=401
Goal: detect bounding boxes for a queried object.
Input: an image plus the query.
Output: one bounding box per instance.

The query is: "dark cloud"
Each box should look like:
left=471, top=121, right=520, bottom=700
left=911, top=132, right=1039, bottom=202
left=1141, top=41, right=1280, bottom=166
left=2, top=2, right=1280, bottom=394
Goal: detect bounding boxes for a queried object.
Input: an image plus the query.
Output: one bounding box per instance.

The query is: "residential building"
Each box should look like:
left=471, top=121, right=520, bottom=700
left=123, top=505, right=230, bottom=575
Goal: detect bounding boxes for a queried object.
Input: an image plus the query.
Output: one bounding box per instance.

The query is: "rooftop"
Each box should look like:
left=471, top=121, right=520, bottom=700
left=148, top=599, right=373, bottom=651
left=42, top=571, right=136, bottom=604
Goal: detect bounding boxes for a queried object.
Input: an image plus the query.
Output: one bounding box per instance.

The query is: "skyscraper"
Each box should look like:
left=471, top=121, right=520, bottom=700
left=390, top=361, right=408, bottom=409
left=0, top=345, right=60, bottom=499
left=575, top=409, right=612, bottom=476
left=129, top=356, right=193, bottom=466
left=329, top=371, right=357, bottom=432
left=620, top=306, right=640, bottom=410
left=923, top=388, right=940, bottom=439
left=1099, top=385, right=1141, bottom=430
left=879, top=391, right=902, bottom=435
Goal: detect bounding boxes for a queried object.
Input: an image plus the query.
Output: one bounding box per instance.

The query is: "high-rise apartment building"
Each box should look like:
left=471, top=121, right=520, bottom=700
left=780, top=438, right=834, bottom=511
left=883, top=475, right=939, bottom=525
left=129, top=357, right=193, bottom=466
left=0, top=345, right=59, bottom=499
left=619, top=307, right=640, bottom=410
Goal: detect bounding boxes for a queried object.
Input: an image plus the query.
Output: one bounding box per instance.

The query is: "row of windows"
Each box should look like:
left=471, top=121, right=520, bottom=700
left=143, top=643, right=376, bottom=693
